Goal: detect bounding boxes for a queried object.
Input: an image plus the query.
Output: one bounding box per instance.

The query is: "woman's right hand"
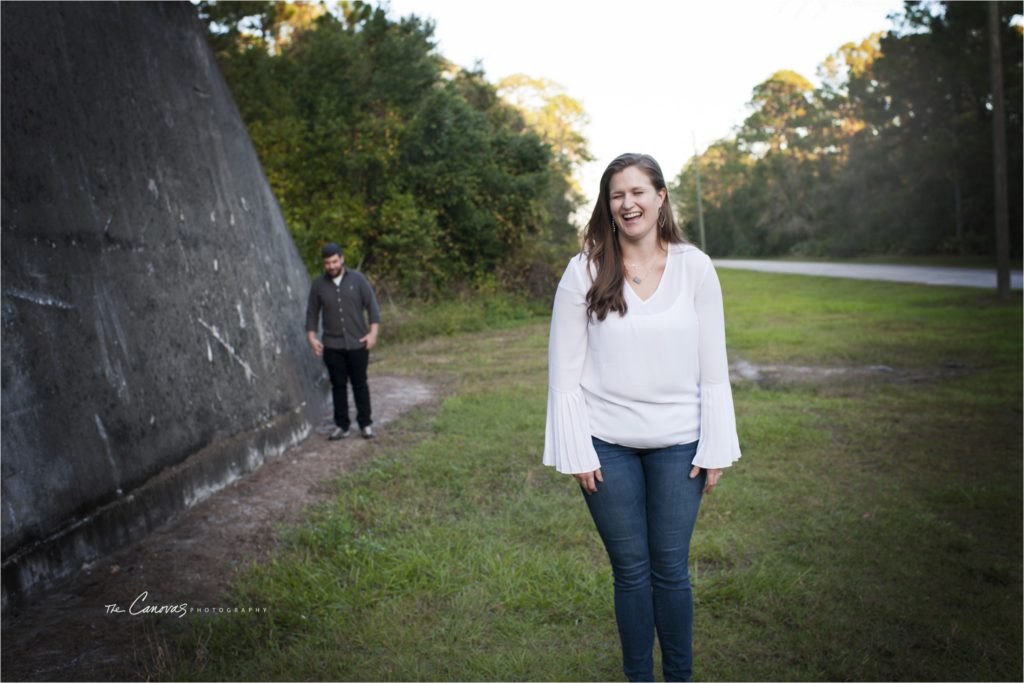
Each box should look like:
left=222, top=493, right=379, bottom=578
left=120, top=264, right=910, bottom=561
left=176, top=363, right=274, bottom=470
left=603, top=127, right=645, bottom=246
left=574, top=468, right=603, bottom=495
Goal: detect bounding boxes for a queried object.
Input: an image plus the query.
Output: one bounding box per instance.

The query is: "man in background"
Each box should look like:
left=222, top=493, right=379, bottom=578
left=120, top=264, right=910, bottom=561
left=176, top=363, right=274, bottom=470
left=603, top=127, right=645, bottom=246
left=305, top=243, right=381, bottom=440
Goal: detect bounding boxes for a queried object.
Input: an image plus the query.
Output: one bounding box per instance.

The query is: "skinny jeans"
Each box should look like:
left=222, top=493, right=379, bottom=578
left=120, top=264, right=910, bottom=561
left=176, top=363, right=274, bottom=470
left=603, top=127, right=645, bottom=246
left=322, top=347, right=372, bottom=430
left=583, top=437, right=705, bottom=682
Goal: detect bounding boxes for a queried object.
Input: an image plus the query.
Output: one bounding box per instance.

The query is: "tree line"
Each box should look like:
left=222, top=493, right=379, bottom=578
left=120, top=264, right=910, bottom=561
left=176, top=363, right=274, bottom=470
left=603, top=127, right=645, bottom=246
left=197, top=0, right=588, bottom=299
left=672, top=1, right=1022, bottom=260
left=201, top=1, right=1021, bottom=299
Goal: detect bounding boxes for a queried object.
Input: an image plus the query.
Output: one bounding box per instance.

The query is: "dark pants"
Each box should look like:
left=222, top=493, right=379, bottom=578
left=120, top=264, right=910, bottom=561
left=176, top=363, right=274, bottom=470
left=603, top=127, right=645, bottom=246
left=584, top=437, right=705, bottom=683
left=322, top=347, right=372, bottom=430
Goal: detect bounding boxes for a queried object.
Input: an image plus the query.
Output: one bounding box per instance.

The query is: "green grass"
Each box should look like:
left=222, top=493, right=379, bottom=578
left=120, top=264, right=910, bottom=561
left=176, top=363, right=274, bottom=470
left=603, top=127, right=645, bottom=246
left=157, top=272, right=1022, bottom=681
left=377, top=290, right=551, bottom=346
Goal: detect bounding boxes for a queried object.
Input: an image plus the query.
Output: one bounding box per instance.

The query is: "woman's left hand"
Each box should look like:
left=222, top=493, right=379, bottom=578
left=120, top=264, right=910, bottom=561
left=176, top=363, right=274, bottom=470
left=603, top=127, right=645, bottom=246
left=689, top=466, right=723, bottom=494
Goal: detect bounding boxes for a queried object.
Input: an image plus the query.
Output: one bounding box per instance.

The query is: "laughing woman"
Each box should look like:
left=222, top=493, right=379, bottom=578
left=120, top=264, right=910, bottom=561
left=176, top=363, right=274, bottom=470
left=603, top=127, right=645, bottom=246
left=543, top=153, right=742, bottom=682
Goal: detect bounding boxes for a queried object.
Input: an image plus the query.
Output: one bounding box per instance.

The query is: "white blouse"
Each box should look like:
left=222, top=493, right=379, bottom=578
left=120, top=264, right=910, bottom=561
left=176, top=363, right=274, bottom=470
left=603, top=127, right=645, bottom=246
left=543, top=243, right=742, bottom=474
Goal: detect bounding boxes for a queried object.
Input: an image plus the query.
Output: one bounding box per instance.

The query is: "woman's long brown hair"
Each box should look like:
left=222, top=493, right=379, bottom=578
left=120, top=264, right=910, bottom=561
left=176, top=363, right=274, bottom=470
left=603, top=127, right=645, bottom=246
left=582, top=153, right=687, bottom=321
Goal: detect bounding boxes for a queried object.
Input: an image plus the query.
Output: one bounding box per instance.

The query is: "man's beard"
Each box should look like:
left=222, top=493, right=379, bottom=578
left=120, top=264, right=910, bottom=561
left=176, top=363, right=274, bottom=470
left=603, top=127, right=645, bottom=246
left=326, top=266, right=342, bottom=278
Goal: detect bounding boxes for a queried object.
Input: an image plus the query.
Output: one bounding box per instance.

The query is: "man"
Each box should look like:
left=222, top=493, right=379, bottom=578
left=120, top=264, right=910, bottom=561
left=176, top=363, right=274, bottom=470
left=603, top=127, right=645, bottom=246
left=305, top=243, right=381, bottom=440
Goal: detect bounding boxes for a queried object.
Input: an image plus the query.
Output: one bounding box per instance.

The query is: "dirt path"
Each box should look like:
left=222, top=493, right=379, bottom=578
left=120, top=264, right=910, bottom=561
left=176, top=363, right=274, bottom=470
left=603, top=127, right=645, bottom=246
left=1, top=374, right=437, bottom=681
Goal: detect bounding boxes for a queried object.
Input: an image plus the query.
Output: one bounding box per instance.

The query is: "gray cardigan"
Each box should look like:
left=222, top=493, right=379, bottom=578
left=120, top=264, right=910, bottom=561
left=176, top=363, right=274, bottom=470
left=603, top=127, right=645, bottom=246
left=305, top=268, right=381, bottom=350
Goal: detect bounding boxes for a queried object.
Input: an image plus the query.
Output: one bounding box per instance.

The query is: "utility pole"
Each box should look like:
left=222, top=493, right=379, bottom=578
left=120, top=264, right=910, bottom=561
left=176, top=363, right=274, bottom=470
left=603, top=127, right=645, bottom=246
left=692, top=132, right=707, bottom=252
left=987, top=1, right=1011, bottom=301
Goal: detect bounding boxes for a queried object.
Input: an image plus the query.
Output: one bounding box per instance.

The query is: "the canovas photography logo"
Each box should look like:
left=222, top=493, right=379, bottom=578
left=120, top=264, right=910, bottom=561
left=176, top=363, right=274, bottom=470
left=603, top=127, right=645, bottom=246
left=104, top=590, right=267, bottom=619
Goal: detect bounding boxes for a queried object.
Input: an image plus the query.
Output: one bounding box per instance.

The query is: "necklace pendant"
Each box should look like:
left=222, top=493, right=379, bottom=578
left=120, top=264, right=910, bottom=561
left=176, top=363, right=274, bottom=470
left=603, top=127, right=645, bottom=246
left=632, top=276, right=642, bottom=284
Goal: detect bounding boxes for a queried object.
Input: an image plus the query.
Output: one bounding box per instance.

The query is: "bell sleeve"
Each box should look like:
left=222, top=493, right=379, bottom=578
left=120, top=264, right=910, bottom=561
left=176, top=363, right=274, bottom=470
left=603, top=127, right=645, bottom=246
left=692, top=259, right=742, bottom=469
left=543, top=258, right=601, bottom=474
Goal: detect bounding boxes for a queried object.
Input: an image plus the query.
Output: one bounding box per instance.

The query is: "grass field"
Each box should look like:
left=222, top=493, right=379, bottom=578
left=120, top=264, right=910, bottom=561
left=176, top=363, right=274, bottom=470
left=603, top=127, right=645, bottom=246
left=159, top=271, right=1022, bottom=681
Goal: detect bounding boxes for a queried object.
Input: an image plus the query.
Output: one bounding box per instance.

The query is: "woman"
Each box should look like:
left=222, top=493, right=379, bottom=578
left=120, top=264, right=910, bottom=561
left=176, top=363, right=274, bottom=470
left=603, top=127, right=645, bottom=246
left=543, top=153, right=741, bottom=682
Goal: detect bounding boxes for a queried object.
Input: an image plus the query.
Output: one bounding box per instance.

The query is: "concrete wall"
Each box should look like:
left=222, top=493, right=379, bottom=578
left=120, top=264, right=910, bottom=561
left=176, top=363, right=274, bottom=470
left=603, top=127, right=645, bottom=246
left=1, top=1, right=325, bottom=605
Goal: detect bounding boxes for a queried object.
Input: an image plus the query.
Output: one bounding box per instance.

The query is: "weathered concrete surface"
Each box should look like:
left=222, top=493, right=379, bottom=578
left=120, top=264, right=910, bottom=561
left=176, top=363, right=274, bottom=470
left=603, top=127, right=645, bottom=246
left=0, top=375, right=438, bottom=682
left=714, top=259, right=1024, bottom=289
left=1, top=2, right=324, bottom=605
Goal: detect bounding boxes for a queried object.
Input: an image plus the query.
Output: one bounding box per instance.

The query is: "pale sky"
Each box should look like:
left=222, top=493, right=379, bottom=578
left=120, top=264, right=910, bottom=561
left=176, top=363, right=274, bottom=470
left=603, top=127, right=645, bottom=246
left=382, top=0, right=904, bottom=209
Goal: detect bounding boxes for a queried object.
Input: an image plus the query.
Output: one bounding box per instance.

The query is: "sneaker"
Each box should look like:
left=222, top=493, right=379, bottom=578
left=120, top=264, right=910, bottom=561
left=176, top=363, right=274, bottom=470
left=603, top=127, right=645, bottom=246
left=360, top=425, right=375, bottom=439
left=328, top=426, right=351, bottom=441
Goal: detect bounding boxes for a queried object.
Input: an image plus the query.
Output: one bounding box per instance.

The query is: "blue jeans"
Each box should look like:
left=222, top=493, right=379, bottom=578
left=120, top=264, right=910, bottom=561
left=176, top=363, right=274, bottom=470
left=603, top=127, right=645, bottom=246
left=583, top=437, right=705, bottom=682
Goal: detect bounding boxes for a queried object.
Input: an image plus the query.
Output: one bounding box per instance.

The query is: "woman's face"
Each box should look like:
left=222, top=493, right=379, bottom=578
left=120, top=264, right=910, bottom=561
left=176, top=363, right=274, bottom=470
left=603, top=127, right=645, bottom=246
left=608, top=165, right=666, bottom=243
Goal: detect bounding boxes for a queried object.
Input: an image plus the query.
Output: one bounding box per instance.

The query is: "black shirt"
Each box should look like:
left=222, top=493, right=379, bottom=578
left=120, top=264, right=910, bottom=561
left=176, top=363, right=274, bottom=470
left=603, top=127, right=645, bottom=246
left=305, top=268, right=381, bottom=350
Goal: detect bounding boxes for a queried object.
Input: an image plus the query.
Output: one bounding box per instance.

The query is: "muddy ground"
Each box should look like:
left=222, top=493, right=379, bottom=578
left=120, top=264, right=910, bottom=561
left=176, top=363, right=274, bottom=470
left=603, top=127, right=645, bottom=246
left=1, top=374, right=437, bottom=682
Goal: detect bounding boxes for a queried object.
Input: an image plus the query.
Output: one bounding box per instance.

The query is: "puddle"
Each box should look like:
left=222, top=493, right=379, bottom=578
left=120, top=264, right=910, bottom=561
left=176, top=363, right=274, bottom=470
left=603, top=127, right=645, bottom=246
left=730, top=358, right=966, bottom=385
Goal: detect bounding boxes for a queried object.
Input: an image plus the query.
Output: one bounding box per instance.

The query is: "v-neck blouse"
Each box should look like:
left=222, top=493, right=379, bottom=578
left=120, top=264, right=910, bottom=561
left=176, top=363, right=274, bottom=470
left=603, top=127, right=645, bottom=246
left=623, top=247, right=670, bottom=304
left=543, top=243, right=742, bottom=473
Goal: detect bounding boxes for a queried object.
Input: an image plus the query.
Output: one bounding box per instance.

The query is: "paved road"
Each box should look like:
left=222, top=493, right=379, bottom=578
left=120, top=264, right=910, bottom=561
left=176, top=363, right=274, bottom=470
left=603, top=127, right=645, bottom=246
left=713, top=259, right=1023, bottom=290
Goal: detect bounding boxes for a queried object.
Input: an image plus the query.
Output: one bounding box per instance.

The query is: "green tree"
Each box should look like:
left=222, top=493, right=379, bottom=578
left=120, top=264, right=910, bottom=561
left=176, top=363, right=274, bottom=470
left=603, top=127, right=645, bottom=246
left=734, top=71, right=822, bottom=253
left=197, top=1, right=577, bottom=298
left=673, top=140, right=754, bottom=255
left=497, top=75, right=592, bottom=184
left=673, top=1, right=1022, bottom=261
left=738, top=70, right=816, bottom=155
left=496, top=75, right=593, bottom=290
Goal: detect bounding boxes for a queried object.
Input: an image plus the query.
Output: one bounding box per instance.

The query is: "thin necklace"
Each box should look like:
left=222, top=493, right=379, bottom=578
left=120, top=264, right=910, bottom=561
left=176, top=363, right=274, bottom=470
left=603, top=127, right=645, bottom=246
left=624, top=253, right=663, bottom=284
